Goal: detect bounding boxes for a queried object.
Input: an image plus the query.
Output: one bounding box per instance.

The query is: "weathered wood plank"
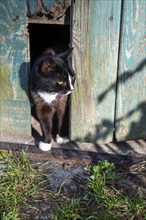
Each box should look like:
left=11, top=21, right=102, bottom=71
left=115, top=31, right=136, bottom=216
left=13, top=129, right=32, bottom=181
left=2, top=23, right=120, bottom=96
left=0, top=0, right=31, bottom=142
left=0, top=100, right=31, bottom=142
left=27, top=0, right=71, bottom=24
left=115, top=0, right=146, bottom=141
left=0, top=0, right=29, bottom=101
left=71, top=0, right=122, bottom=143
left=1, top=140, right=146, bottom=162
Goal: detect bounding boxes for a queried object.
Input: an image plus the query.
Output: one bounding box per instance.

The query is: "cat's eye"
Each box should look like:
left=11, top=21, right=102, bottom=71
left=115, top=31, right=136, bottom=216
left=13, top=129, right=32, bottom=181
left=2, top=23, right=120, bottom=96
left=57, top=80, right=64, bottom=85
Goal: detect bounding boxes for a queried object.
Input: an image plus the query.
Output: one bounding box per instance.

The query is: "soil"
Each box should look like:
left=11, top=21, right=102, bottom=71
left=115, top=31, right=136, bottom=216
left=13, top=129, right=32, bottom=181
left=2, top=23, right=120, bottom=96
left=20, top=154, right=146, bottom=220
left=0, top=141, right=146, bottom=219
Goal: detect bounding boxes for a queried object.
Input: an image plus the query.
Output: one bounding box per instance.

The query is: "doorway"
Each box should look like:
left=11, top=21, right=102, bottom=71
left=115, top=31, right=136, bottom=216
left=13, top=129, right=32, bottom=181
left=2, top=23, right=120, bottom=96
left=28, top=23, right=71, bottom=141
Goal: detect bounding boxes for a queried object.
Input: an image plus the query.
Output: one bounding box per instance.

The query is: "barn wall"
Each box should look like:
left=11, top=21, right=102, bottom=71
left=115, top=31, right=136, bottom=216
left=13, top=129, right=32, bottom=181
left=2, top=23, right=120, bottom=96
left=115, top=0, right=146, bottom=141
left=71, top=0, right=146, bottom=143
left=26, top=0, right=71, bottom=24
left=0, top=0, right=31, bottom=142
left=71, top=0, right=122, bottom=143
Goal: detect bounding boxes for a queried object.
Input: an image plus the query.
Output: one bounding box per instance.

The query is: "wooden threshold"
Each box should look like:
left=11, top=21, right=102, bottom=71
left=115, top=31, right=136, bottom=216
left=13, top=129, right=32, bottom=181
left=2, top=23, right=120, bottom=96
left=0, top=139, right=146, bottom=164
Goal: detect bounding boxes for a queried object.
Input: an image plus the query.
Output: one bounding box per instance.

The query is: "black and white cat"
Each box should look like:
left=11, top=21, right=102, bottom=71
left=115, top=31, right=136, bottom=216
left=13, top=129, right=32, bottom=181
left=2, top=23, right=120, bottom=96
left=30, top=48, right=75, bottom=151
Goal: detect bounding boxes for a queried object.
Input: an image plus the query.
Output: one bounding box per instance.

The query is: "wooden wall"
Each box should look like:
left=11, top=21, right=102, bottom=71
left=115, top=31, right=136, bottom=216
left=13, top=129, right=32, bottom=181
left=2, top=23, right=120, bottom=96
left=71, top=0, right=146, bottom=143
left=0, top=0, right=145, bottom=144
left=0, top=0, right=70, bottom=143
left=115, top=0, right=146, bottom=141
left=26, top=0, right=71, bottom=24
left=0, top=0, right=31, bottom=143
left=71, top=0, right=122, bottom=143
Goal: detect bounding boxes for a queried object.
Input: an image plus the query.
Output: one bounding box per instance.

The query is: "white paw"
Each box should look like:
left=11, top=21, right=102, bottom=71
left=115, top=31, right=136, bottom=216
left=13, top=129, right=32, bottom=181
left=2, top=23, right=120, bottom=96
left=39, top=141, right=52, bottom=151
left=56, top=134, right=69, bottom=144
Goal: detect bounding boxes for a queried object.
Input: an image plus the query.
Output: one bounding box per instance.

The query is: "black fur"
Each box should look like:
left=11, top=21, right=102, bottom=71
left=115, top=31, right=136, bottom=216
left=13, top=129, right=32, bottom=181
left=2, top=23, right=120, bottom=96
left=30, top=48, right=75, bottom=146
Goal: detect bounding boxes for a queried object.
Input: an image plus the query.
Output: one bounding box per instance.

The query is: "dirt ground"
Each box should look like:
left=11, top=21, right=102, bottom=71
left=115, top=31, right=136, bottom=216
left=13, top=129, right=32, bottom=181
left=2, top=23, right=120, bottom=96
left=0, top=140, right=146, bottom=219
left=20, top=152, right=146, bottom=220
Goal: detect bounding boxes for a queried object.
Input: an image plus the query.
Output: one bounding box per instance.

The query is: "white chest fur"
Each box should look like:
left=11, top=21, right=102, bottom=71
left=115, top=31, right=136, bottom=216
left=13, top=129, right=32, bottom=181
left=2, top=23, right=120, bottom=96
left=38, top=91, right=58, bottom=104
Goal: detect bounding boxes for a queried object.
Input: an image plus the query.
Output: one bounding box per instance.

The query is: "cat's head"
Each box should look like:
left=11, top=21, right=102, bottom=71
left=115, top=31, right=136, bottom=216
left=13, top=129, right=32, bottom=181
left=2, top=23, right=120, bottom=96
left=34, top=48, right=76, bottom=96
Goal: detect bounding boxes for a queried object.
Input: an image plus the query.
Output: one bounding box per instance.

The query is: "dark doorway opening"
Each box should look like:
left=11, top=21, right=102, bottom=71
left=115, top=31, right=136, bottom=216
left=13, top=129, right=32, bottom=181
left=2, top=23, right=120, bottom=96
left=28, top=23, right=71, bottom=141
left=28, top=23, right=70, bottom=64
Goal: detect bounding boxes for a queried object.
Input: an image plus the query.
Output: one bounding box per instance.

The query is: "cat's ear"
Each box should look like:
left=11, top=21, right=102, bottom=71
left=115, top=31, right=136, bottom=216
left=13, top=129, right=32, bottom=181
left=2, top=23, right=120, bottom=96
left=42, top=48, right=56, bottom=56
left=59, top=47, right=74, bottom=61
left=41, top=58, right=56, bottom=74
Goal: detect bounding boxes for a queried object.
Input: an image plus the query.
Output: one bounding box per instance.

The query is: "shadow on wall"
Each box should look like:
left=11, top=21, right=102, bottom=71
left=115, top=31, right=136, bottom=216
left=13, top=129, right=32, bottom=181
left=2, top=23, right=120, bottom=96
left=76, top=58, right=146, bottom=143
left=18, top=62, right=30, bottom=98
left=98, top=58, right=146, bottom=103
left=83, top=100, right=146, bottom=143
left=19, top=62, right=43, bottom=143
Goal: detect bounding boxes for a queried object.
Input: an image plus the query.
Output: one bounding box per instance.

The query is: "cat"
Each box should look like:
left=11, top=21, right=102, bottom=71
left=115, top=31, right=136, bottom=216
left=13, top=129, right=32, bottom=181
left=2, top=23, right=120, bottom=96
left=30, top=48, right=75, bottom=151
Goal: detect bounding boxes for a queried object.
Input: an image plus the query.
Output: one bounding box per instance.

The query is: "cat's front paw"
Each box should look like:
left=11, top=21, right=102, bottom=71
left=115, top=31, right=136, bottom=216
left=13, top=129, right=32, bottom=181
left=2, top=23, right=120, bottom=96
left=39, top=141, right=52, bottom=151
left=56, top=134, right=69, bottom=144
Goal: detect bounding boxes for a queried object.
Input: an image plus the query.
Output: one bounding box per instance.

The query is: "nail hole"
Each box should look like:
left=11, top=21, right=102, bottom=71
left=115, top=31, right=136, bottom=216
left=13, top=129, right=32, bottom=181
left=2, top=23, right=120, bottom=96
left=109, top=16, right=113, bottom=21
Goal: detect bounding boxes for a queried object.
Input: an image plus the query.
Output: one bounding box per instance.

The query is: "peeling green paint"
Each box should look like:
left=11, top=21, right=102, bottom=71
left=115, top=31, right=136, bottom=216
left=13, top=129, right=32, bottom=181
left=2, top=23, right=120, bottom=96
left=0, top=0, right=31, bottom=142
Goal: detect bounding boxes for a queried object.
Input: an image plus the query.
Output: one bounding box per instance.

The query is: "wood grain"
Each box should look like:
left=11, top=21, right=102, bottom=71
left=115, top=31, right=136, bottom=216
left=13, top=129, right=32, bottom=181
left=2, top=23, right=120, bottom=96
left=70, top=0, right=122, bottom=143
left=115, top=0, right=146, bottom=141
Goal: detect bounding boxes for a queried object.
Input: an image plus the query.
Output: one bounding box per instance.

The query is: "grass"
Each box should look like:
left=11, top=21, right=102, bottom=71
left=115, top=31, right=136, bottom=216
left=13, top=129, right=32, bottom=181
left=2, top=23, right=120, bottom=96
left=0, top=151, right=145, bottom=220
left=53, top=161, right=146, bottom=220
left=0, top=150, right=40, bottom=220
left=54, top=197, right=84, bottom=220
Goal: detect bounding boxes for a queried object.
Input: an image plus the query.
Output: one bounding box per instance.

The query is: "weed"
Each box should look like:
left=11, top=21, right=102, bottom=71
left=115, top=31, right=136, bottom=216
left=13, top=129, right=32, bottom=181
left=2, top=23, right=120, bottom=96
left=87, top=161, right=146, bottom=220
left=87, top=161, right=116, bottom=204
left=53, top=161, right=146, bottom=220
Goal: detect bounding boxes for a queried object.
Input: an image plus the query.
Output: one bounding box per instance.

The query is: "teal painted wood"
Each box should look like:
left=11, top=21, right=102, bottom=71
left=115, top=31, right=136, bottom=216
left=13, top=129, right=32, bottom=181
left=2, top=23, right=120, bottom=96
left=27, top=0, right=71, bottom=24
left=71, top=0, right=122, bottom=143
left=0, top=0, right=31, bottom=142
left=27, top=0, right=70, bottom=17
left=27, top=0, right=54, bottom=15
left=0, top=100, right=31, bottom=142
left=115, top=0, right=146, bottom=141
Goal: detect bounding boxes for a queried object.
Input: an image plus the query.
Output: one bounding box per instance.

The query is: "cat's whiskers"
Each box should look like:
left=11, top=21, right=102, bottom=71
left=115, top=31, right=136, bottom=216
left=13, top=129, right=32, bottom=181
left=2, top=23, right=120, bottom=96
left=66, top=69, right=74, bottom=92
